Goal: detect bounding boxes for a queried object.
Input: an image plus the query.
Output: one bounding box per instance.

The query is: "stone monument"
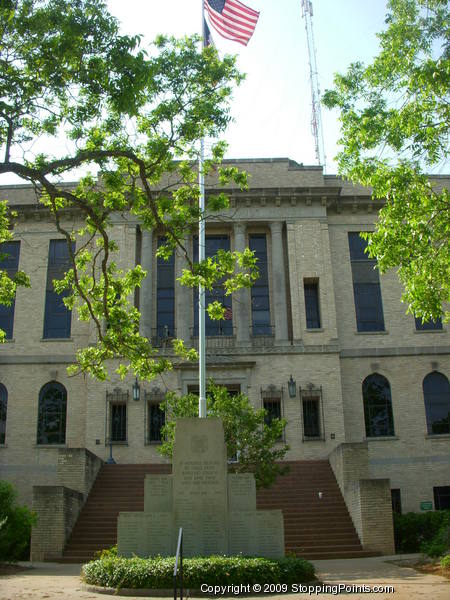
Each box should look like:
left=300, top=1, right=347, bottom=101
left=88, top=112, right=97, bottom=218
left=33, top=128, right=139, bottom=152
left=117, top=417, right=284, bottom=558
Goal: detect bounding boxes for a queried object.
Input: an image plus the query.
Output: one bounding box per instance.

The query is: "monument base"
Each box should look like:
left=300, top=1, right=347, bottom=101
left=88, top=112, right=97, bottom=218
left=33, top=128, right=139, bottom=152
left=117, top=418, right=284, bottom=558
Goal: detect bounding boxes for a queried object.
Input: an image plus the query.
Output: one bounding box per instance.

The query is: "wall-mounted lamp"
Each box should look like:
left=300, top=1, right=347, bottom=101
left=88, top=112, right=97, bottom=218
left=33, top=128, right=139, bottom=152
left=132, top=377, right=140, bottom=401
left=288, top=375, right=296, bottom=398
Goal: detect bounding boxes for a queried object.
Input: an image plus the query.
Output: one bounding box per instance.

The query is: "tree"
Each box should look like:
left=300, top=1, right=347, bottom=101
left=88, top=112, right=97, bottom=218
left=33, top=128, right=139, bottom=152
left=0, top=0, right=258, bottom=379
left=0, top=480, right=37, bottom=560
left=159, top=383, right=289, bottom=488
left=323, top=0, right=449, bottom=322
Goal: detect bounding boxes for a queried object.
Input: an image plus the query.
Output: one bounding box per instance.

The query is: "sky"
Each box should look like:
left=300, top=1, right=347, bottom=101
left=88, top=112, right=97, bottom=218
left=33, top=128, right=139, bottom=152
left=1, top=0, right=390, bottom=184
left=106, top=0, right=389, bottom=173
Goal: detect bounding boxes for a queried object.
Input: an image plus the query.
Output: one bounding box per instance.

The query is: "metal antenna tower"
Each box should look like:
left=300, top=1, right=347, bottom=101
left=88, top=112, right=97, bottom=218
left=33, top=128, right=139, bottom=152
left=301, top=0, right=326, bottom=171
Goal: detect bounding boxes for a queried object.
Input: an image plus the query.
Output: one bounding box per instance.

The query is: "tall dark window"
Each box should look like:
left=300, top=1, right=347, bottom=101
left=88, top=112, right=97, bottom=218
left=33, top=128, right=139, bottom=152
left=0, top=383, right=7, bottom=444
left=304, top=280, right=321, bottom=329
left=37, top=382, right=67, bottom=445
left=106, top=389, right=128, bottom=443
left=391, top=489, right=402, bottom=515
left=110, top=403, right=127, bottom=442
left=363, top=373, right=395, bottom=437
left=194, top=235, right=232, bottom=335
left=263, top=397, right=281, bottom=426
left=415, top=316, right=443, bottom=331
left=303, top=399, right=320, bottom=437
left=433, top=486, right=450, bottom=510
left=348, top=233, right=385, bottom=332
left=134, top=226, right=142, bottom=310
left=43, top=240, right=74, bottom=338
left=249, top=235, right=271, bottom=335
left=300, top=385, right=324, bottom=440
left=148, top=402, right=165, bottom=443
left=156, top=238, right=175, bottom=338
left=423, top=372, right=450, bottom=435
left=0, top=242, right=20, bottom=339
left=261, top=387, right=283, bottom=442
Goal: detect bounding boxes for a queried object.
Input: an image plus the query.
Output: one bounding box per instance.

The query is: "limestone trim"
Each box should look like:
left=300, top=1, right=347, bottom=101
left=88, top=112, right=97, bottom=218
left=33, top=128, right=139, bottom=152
left=340, top=346, right=450, bottom=358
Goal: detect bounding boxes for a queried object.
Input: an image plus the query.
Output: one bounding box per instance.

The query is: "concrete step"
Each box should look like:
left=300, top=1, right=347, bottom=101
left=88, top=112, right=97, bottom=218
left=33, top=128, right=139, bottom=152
left=62, top=459, right=365, bottom=561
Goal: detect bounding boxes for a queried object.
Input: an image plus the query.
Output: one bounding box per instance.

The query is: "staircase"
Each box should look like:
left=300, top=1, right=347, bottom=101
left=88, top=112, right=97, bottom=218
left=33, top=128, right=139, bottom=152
left=256, top=460, right=376, bottom=559
left=61, top=460, right=375, bottom=562
left=62, top=463, right=171, bottom=563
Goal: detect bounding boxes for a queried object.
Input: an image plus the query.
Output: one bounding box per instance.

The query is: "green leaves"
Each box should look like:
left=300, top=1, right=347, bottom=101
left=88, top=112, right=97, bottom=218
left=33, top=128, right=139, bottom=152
left=82, top=555, right=315, bottom=588
left=323, top=0, right=449, bottom=321
left=159, top=383, right=289, bottom=489
left=0, top=2, right=256, bottom=380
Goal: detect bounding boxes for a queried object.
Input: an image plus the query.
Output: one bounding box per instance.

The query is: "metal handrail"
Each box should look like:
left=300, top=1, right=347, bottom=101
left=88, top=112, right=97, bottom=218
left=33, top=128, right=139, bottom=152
left=173, top=527, right=183, bottom=600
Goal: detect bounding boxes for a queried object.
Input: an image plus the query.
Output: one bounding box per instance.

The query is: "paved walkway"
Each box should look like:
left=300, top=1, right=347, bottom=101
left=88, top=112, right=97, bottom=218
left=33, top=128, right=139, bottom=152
left=0, top=555, right=448, bottom=600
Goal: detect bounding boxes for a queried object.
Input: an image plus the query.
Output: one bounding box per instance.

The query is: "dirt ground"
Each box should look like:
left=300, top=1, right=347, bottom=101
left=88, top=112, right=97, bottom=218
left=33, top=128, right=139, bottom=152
left=0, top=555, right=449, bottom=600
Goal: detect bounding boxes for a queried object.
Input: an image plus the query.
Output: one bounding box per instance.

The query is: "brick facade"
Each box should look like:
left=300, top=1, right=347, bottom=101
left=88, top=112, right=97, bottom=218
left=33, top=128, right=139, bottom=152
left=0, top=159, right=449, bottom=554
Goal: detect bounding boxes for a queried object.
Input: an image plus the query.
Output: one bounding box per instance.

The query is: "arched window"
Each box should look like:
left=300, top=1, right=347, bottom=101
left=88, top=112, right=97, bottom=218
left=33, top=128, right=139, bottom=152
left=0, top=383, right=7, bottom=444
left=423, top=372, right=450, bottom=435
left=37, top=382, right=67, bottom=445
left=363, top=373, right=395, bottom=437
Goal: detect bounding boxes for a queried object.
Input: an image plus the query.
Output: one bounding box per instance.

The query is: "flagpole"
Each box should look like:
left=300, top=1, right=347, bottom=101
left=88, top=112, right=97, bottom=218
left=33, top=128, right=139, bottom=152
left=198, top=0, right=206, bottom=418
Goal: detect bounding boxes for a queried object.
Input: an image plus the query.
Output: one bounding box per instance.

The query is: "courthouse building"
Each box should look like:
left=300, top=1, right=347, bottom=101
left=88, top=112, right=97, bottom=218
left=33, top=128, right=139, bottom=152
left=0, top=158, right=449, bottom=555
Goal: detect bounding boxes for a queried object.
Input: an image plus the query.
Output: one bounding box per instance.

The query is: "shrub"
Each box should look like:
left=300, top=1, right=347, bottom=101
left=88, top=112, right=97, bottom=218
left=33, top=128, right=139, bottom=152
left=93, top=545, right=118, bottom=560
left=440, top=554, right=450, bottom=569
left=394, top=510, right=450, bottom=555
left=159, top=382, right=290, bottom=488
left=0, top=480, right=37, bottom=561
left=82, top=555, right=315, bottom=589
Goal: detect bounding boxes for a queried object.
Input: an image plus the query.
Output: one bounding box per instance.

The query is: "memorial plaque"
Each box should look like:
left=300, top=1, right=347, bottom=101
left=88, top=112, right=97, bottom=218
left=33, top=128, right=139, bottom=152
left=118, top=512, right=148, bottom=557
left=255, top=510, right=285, bottom=558
left=116, top=417, right=285, bottom=558
left=229, top=511, right=258, bottom=556
left=173, top=418, right=228, bottom=556
left=146, top=512, right=174, bottom=556
left=228, top=473, right=257, bottom=511
left=144, top=474, right=172, bottom=513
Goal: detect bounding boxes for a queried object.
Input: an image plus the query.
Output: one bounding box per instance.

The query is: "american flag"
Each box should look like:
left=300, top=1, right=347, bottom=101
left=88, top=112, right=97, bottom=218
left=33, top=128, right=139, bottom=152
left=224, top=306, right=233, bottom=320
left=204, top=0, right=259, bottom=46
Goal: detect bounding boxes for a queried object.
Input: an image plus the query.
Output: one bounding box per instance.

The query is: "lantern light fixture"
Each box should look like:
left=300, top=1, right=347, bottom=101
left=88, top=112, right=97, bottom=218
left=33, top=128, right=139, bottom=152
left=288, top=375, right=296, bottom=398
left=132, top=377, right=140, bottom=401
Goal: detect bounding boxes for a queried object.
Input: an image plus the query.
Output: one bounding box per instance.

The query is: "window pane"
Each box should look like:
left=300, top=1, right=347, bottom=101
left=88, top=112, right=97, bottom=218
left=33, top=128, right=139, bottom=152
left=391, top=489, right=402, bottom=514
left=0, top=384, right=7, bottom=444
left=263, top=398, right=281, bottom=426
left=37, top=383, right=67, bottom=445
left=349, top=233, right=385, bottom=332
left=433, top=486, right=450, bottom=510
left=303, top=398, right=320, bottom=437
left=0, top=242, right=20, bottom=339
left=363, top=374, right=394, bottom=437
left=193, top=236, right=232, bottom=335
left=304, top=282, right=321, bottom=329
left=111, top=403, right=127, bottom=441
left=156, top=238, right=175, bottom=339
left=250, top=235, right=270, bottom=335
left=148, top=403, right=165, bottom=442
left=43, top=240, right=74, bottom=339
left=415, top=317, right=443, bottom=331
left=353, top=283, right=385, bottom=332
left=348, top=232, right=369, bottom=260
left=423, top=372, right=450, bottom=435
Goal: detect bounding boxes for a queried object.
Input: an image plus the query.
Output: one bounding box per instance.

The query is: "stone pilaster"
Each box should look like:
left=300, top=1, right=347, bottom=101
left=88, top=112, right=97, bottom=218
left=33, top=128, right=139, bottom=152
left=270, top=221, right=289, bottom=342
left=175, top=237, right=192, bottom=342
left=233, top=222, right=250, bottom=343
left=139, top=229, right=153, bottom=339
